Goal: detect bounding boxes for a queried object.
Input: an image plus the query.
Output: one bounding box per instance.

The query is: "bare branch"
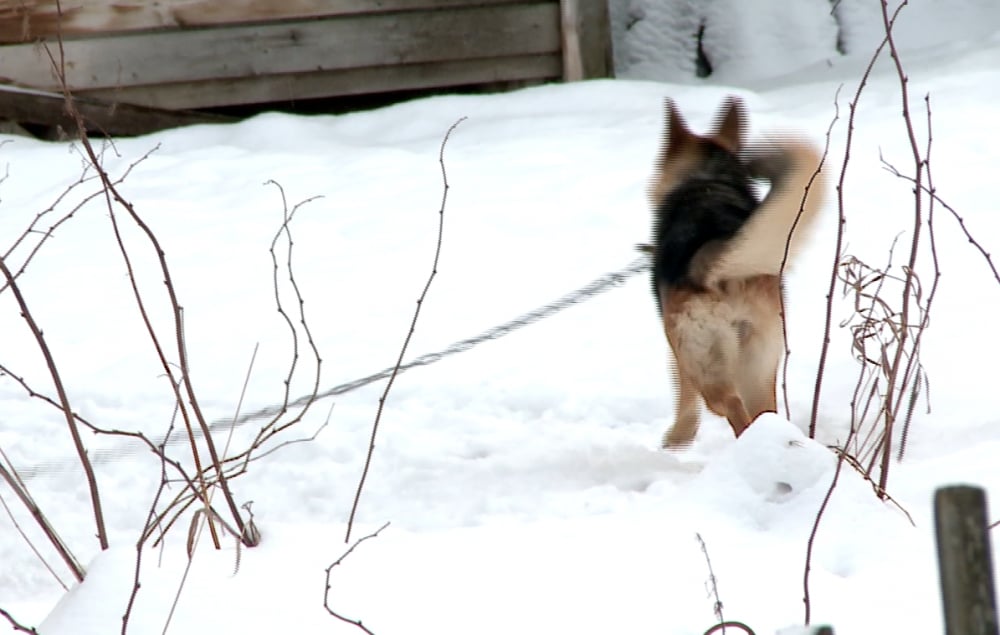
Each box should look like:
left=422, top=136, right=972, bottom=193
left=97, top=149, right=221, bottom=550
left=874, top=0, right=924, bottom=495
left=830, top=447, right=915, bottom=526
left=0, top=359, right=208, bottom=550
left=0, top=474, right=69, bottom=589
left=122, top=419, right=175, bottom=635
left=889, top=93, right=941, bottom=462
left=325, top=522, right=390, bottom=634
left=808, top=0, right=908, bottom=439
left=779, top=87, right=840, bottom=418
left=803, top=441, right=848, bottom=625
left=345, top=116, right=466, bottom=543
left=219, top=183, right=325, bottom=473
left=0, top=254, right=108, bottom=551
left=696, top=533, right=726, bottom=625
left=804, top=6, right=900, bottom=615
left=39, top=25, right=255, bottom=546
left=0, top=607, right=38, bottom=634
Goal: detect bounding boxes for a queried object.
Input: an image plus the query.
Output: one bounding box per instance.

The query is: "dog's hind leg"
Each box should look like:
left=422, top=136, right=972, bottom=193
left=663, top=364, right=702, bottom=448
left=740, top=367, right=778, bottom=423
left=734, top=284, right=783, bottom=425
left=702, top=382, right=753, bottom=438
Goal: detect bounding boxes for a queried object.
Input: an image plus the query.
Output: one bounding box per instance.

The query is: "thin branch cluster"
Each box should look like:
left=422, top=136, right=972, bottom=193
left=0, top=12, right=328, bottom=632
left=802, top=0, right=998, bottom=626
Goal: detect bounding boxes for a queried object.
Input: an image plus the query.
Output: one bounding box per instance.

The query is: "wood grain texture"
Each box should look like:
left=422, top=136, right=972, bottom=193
left=0, top=0, right=543, bottom=42
left=575, top=0, right=612, bottom=78
left=934, top=486, right=999, bottom=635
left=82, top=54, right=562, bottom=110
left=0, top=4, right=560, bottom=92
left=0, top=85, right=231, bottom=135
left=0, top=0, right=610, bottom=118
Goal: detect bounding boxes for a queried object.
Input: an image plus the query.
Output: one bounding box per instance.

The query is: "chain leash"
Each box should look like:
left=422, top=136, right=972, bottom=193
left=16, top=256, right=651, bottom=480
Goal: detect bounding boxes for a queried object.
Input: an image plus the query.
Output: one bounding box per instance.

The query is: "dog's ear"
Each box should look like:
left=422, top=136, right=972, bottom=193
left=663, top=98, right=695, bottom=158
left=711, top=96, right=746, bottom=153
left=650, top=99, right=700, bottom=204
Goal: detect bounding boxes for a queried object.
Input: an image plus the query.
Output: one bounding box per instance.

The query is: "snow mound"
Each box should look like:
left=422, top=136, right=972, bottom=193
left=697, top=414, right=835, bottom=504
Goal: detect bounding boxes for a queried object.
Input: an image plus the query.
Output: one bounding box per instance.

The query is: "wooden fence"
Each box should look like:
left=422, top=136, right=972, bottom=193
left=0, top=0, right=611, bottom=133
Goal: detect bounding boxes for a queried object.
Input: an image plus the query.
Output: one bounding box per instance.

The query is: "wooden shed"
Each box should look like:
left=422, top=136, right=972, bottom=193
left=0, top=0, right=612, bottom=134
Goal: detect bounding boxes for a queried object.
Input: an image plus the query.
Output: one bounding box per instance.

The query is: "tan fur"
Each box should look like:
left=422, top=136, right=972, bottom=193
left=647, top=96, right=746, bottom=208
left=659, top=275, right=783, bottom=446
left=650, top=98, right=826, bottom=448
left=701, top=135, right=827, bottom=288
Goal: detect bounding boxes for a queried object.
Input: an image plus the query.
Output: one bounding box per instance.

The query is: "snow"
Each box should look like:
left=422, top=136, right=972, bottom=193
left=620, top=0, right=838, bottom=83
left=616, top=0, right=1000, bottom=84
left=2, top=2, right=1000, bottom=634
left=831, top=0, right=1000, bottom=56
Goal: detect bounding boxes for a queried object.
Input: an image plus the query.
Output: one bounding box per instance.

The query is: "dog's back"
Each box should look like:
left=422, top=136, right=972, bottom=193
left=652, top=142, right=757, bottom=294
left=648, top=97, right=825, bottom=447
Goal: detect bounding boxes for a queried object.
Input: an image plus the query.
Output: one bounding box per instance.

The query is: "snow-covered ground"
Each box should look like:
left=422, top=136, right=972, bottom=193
left=2, top=3, right=1000, bottom=634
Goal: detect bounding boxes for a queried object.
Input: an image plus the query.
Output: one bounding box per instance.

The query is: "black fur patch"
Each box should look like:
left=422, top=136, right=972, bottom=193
left=651, top=144, right=759, bottom=310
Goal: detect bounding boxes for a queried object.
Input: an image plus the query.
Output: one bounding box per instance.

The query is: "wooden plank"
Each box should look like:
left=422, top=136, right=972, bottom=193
left=83, top=54, right=562, bottom=110
left=934, top=485, right=999, bottom=635
left=575, top=0, right=612, bottom=78
left=0, top=0, right=546, bottom=42
left=0, top=4, right=560, bottom=92
left=0, top=84, right=232, bottom=136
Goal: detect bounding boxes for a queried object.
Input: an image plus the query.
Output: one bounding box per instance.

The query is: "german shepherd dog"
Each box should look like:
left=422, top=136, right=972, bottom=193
left=646, top=96, right=826, bottom=447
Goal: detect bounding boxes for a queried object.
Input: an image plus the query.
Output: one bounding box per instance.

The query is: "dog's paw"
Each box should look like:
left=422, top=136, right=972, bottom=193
left=662, top=428, right=696, bottom=449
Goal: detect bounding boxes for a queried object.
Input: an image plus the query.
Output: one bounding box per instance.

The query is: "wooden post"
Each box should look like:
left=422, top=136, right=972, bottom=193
left=934, top=485, right=999, bottom=635
left=560, top=0, right=613, bottom=81
left=559, top=0, right=584, bottom=81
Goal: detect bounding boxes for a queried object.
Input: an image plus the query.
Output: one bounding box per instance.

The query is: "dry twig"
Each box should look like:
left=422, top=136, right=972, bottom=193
left=40, top=10, right=256, bottom=546
left=808, top=1, right=905, bottom=438
left=778, top=88, right=840, bottom=418
left=0, top=453, right=71, bottom=588
left=122, top=418, right=176, bottom=635
left=0, top=254, right=108, bottom=552
left=874, top=0, right=929, bottom=495
left=803, top=0, right=908, bottom=622
left=325, top=522, right=390, bottom=634
left=696, top=533, right=726, bottom=625
left=0, top=607, right=38, bottom=634
left=345, top=116, right=466, bottom=543
left=218, top=182, right=324, bottom=472
left=803, top=440, right=847, bottom=625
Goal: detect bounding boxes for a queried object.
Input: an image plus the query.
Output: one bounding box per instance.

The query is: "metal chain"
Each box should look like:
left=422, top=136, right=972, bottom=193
left=15, top=256, right=650, bottom=480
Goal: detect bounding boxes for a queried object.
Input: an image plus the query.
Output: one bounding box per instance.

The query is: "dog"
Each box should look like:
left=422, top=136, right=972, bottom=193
left=644, top=96, right=826, bottom=448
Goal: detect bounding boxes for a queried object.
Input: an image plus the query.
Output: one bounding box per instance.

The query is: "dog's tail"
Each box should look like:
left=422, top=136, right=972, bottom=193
left=699, top=134, right=827, bottom=288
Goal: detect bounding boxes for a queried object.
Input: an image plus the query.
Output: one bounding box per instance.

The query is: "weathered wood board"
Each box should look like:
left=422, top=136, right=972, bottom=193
left=0, top=0, right=539, bottom=41
left=0, top=84, right=232, bottom=135
left=1, top=4, right=560, bottom=90
left=0, top=2, right=567, bottom=110
left=87, top=55, right=563, bottom=111
left=0, top=0, right=611, bottom=132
